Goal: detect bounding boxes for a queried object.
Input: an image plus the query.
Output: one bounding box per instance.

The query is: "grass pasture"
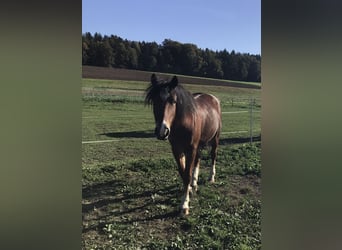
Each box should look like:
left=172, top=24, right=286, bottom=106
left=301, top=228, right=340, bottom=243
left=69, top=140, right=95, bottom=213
left=82, top=77, right=261, bottom=249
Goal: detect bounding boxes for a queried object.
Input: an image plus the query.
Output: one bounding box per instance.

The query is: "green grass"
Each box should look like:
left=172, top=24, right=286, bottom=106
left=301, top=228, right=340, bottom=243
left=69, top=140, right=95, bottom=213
left=82, top=78, right=261, bottom=249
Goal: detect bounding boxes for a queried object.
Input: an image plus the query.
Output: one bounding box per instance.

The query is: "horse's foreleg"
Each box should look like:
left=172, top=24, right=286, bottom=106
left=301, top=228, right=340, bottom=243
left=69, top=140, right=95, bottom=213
left=181, top=147, right=197, bottom=215
left=171, top=145, right=185, bottom=178
left=174, top=153, right=186, bottom=183
left=171, top=148, right=189, bottom=213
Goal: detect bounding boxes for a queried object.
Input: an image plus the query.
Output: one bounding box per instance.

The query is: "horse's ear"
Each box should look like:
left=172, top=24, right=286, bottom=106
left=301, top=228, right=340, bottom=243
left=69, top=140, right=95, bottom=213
left=169, top=76, right=178, bottom=89
left=151, top=74, right=158, bottom=86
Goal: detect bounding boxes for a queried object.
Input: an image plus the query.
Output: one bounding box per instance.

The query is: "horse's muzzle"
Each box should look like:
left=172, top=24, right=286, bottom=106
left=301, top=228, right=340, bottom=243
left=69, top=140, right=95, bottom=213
left=155, top=123, right=170, bottom=140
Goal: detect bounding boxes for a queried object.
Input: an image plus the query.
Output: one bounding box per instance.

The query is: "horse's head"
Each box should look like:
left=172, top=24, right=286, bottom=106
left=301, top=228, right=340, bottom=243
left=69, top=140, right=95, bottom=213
left=145, top=74, right=178, bottom=140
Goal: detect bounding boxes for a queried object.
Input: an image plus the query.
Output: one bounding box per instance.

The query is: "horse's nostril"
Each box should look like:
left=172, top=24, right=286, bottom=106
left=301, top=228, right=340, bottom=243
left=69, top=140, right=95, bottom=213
left=155, top=123, right=170, bottom=140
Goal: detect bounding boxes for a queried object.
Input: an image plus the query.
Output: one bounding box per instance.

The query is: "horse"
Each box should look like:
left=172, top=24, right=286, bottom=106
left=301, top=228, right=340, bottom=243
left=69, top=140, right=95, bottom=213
left=145, top=74, right=222, bottom=215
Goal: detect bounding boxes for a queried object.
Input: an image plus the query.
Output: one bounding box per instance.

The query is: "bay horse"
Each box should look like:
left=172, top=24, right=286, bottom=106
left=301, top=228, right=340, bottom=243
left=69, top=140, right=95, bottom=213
left=145, top=74, right=222, bottom=215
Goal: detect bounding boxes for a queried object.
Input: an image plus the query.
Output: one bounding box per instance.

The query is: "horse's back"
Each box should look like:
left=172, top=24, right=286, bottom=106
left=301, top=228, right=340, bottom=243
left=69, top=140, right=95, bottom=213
left=193, top=93, right=221, bottom=116
left=193, top=93, right=221, bottom=143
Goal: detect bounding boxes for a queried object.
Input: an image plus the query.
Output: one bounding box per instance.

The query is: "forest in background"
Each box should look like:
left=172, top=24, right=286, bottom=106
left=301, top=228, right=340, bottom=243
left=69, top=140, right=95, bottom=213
left=82, top=32, right=261, bottom=83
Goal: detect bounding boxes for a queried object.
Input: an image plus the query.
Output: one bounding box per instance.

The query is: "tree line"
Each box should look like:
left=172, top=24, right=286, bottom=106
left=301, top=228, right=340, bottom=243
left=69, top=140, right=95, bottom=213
left=82, top=32, right=261, bottom=82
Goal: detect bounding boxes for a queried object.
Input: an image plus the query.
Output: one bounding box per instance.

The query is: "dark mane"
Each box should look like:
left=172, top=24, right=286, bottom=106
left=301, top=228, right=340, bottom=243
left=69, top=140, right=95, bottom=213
left=173, top=85, right=196, bottom=117
left=145, top=81, right=196, bottom=117
left=144, top=82, right=163, bottom=106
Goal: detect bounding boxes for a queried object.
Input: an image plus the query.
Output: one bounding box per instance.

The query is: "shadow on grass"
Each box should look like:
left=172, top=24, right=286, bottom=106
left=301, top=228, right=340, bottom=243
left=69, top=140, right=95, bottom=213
left=219, top=135, right=261, bottom=145
left=82, top=180, right=180, bottom=233
left=100, top=130, right=155, bottom=138
left=82, top=181, right=172, bottom=214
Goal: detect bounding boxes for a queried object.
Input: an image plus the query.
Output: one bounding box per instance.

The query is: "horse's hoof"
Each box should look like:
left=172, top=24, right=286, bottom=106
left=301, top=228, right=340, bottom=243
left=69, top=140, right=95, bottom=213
left=182, top=208, right=189, bottom=216
left=189, top=187, right=197, bottom=196
left=179, top=207, right=189, bottom=216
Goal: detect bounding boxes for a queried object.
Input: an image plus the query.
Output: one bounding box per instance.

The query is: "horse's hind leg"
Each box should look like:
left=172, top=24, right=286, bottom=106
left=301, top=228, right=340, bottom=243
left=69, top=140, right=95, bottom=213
left=209, top=135, right=219, bottom=183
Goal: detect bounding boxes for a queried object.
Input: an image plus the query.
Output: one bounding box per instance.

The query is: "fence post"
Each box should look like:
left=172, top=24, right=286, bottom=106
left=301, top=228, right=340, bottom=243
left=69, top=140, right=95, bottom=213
left=249, top=98, right=253, bottom=144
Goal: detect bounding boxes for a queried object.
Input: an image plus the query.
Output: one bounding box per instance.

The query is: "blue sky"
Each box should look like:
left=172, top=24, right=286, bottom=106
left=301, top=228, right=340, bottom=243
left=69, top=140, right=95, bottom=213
left=82, top=0, right=261, bottom=55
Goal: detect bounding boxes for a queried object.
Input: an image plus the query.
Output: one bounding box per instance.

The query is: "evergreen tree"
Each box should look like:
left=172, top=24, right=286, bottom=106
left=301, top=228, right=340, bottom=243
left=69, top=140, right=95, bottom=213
left=81, top=33, right=261, bottom=82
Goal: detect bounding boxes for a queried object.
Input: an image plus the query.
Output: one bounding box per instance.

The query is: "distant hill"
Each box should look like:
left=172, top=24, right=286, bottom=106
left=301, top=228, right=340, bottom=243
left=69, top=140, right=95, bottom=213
left=82, top=66, right=261, bottom=90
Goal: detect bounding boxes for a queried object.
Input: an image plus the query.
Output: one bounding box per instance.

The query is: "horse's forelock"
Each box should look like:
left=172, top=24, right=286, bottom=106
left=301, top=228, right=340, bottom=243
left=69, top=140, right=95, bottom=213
left=145, top=77, right=195, bottom=116
left=145, top=79, right=171, bottom=105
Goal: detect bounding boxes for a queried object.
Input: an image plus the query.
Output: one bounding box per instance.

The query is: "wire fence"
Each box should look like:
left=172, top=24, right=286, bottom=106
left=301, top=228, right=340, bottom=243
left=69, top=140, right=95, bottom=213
left=82, top=91, right=261, bottom=145
left=220, top=97, right=261, bottom=144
